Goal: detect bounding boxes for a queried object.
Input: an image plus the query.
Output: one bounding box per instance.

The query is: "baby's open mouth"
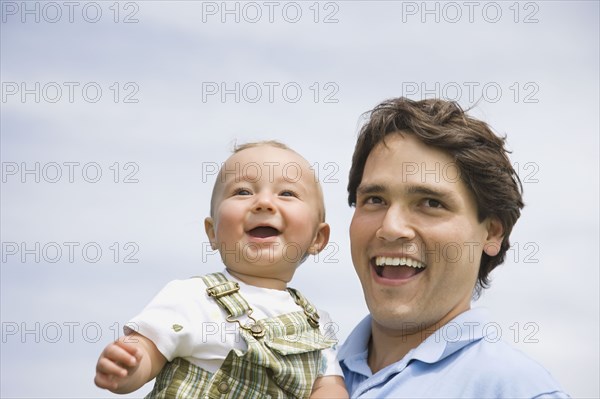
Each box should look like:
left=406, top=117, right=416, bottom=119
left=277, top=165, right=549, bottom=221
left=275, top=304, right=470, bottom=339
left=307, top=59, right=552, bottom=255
left=248, top=226, right=280, bottom=238
left=372, top=256, right=427, bottom=279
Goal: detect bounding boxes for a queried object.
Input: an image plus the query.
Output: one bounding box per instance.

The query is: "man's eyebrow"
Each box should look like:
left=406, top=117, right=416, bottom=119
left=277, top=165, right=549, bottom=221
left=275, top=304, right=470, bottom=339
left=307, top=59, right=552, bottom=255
left=357, top=183, right=458, bottom=200
left=406, top=185, right=456, bottom=200
left=356, top=184, right=386, bottom=195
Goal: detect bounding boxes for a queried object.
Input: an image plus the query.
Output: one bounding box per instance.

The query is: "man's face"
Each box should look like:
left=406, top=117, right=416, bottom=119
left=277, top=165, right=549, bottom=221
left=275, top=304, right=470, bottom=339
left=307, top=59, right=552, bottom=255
left=205, top=145, right=328, bottom=285
left=350, top=133, right=502, bottom=335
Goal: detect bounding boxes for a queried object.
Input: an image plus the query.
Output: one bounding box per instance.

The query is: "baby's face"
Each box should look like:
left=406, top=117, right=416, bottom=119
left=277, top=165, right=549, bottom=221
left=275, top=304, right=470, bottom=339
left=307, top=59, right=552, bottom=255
left=205, top=145, right=329, bottom=288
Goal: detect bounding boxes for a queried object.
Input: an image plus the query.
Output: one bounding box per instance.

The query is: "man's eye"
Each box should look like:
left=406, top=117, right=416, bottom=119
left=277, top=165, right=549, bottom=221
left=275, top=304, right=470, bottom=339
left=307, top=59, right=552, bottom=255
left=365, top=196, right=384, bottom=205
left=424, top=198, right=443, bottom=208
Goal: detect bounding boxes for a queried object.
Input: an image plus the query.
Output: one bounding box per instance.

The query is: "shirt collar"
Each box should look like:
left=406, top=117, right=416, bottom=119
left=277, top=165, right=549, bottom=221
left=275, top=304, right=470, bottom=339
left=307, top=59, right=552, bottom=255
left=340, top=307, right=493, bottom=371
left=339, top=315, right=373, bottom=377
left=339, top=314, right=372, bottom=362
left=411, top=307, right=492, bottom=363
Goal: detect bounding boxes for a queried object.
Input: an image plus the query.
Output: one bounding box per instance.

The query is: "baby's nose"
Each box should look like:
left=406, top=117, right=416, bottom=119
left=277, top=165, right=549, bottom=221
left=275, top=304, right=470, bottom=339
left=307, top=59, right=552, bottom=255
left=253, top=193, right=275, bottom=213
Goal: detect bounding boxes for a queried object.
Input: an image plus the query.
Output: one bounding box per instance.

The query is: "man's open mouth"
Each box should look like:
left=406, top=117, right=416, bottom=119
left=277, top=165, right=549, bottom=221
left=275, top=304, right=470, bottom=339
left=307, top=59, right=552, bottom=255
left=247, top=226, right=281, bottom=238
left=372, top=256, right=426, bottom=279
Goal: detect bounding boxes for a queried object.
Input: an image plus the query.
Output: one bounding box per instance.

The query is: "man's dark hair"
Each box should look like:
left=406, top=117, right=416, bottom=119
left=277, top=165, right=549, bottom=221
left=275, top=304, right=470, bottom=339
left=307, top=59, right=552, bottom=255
left=348, top=97, right=524, bottom=296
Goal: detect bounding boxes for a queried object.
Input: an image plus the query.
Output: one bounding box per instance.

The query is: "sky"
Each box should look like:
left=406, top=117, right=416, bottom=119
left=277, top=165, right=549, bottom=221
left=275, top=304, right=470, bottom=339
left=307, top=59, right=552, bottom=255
left=1, top=1, right=599, bottom=397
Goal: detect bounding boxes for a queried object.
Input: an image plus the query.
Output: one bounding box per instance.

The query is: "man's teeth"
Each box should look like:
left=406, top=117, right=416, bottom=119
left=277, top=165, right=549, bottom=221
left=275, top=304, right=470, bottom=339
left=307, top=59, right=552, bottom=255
left=374, top=256, right=426, bottom=269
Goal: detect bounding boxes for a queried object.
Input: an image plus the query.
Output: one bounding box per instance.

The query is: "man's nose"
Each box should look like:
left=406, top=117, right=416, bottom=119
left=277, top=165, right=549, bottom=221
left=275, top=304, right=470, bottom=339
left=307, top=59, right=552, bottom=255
left=376, top=205, right=416, bottom=242
left=252, top=192, right=275, bottom=213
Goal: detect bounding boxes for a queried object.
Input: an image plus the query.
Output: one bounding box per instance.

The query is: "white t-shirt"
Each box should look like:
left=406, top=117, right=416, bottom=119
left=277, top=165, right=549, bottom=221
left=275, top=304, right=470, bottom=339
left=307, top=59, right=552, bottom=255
left=125, top=270, right=343, bottom=377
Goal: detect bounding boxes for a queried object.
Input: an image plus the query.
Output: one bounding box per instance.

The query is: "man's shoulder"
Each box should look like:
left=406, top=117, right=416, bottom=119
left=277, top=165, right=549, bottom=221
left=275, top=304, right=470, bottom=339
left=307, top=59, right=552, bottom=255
left=466, top=337, right=550, bottom=370
left=382, top=339, right=569, bottom=398
left=452, top=338, right=568, bottom=396
left=340, top=313, right=569, bottom=398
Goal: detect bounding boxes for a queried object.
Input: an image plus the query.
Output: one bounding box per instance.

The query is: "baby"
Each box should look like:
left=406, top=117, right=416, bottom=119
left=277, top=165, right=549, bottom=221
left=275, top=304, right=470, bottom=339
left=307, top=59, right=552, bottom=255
left=94, top=141, right=348, bottom=398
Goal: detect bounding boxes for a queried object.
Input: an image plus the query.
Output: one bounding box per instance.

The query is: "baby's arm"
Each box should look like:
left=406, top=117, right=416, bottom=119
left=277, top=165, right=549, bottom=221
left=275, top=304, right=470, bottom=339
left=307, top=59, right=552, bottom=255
left=310, top=375, right=349, bottom=399
left=94, top=331, right=166, bottom=394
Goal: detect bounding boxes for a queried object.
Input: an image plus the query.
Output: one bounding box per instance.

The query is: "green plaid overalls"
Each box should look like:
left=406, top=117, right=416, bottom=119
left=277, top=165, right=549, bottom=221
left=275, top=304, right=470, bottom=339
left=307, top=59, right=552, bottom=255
left=146, top=273, right=337, bottom=399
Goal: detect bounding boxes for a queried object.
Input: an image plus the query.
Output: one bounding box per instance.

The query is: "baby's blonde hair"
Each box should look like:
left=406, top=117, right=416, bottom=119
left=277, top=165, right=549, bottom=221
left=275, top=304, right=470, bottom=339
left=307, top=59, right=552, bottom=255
left=209, top=140, right=326, bottom=221
left=233, top=140, right=291, bottom=153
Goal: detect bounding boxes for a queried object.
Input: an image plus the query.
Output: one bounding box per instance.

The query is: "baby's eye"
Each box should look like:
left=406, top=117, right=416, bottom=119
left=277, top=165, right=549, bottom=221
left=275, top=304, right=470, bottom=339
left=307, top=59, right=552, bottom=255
left=234, top=188, right=252, bottom=196
left=279, top=190, right=298, bottom=198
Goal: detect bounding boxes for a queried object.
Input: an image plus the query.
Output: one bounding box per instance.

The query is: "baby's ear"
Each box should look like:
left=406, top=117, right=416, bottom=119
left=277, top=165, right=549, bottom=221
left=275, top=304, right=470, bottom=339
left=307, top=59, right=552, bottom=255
left=204, top=217, right=217, bottom=250
left=309, top=223, right=330, bottom=255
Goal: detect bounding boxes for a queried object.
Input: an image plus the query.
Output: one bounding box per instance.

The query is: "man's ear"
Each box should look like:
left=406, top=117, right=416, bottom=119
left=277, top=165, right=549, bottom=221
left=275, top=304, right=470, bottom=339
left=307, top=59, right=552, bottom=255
left=483, top=217, right=504, bottom=256
left=204, top=217, right=217, bottom=250
left=309, top=223, right=330, bottom=255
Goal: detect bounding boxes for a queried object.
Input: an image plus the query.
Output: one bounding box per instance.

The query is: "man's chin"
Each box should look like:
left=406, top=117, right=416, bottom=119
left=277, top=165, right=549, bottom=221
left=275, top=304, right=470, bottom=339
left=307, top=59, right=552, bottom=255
left=369, top=305, right=420, bottom=329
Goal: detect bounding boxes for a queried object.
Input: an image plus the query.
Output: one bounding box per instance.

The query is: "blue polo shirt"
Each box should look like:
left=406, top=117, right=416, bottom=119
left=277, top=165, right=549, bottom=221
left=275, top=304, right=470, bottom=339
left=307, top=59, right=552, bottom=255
left=339, top=308, right=569, bottom=398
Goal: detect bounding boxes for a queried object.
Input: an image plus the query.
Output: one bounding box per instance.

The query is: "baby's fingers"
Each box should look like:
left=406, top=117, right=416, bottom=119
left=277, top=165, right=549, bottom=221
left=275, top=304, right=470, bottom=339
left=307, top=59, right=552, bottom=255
left=94, top=370, right=120, bottom=391
left=97, top=356, right=129, bottom=378
left=105, top=342, right=139, bottom=368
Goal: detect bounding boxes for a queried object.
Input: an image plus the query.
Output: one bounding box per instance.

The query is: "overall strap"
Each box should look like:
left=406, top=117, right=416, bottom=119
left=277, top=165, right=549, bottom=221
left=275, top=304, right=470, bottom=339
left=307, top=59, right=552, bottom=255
left=201, top=272, right=251, bottom=318
left=287, top=288, right=321, bottom=328
left=201, top=272, right=265, bottom=338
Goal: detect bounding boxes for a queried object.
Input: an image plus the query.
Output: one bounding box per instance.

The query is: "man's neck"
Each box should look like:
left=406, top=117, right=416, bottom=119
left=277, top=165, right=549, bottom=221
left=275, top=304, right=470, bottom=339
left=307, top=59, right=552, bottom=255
left=367, top=321, right=426, bottom=373
left=367, top=306, right=472, bottom=374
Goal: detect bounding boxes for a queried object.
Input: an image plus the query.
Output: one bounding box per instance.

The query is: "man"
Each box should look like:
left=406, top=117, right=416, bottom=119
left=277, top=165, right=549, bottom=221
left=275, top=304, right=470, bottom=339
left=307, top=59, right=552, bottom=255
left=339, top=98, right=568, bottom=397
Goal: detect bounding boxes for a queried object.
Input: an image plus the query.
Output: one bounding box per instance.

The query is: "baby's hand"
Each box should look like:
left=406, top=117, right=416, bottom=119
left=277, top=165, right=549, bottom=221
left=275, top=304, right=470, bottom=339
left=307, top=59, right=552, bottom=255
left=94, top=339, right=143, bottom=391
